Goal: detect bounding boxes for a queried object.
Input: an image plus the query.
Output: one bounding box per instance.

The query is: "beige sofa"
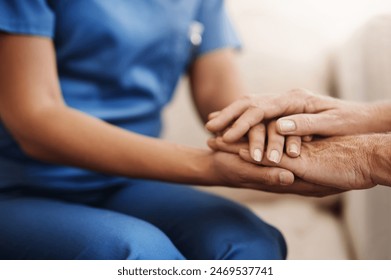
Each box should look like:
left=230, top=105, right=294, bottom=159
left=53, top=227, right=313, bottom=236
left=163, top=1, right=391, bottom=259
left=337, top=15, right=391, bottom=259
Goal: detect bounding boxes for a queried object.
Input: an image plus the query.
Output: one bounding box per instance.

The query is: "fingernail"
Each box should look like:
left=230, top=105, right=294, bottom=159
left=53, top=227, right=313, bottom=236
left=279, top=172, right=292, bottom=185
left=289, top=144, right=299, bottom=156
left=269, top=150, right=280, bottom=163
left=253, top=149, right=262, bottom=162
left=279, top=120, right=296, bottom=132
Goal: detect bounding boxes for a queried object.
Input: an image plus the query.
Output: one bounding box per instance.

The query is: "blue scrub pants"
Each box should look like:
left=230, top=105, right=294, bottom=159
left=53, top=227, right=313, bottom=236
left=0, top=181, right=287, bottom=260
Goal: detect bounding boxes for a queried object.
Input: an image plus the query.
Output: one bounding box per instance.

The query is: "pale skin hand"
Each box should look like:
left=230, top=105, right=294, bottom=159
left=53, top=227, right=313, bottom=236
left=206, top=88, right=391, bottom=163
left=208, top=138, right=345, bottom=197
left=0, top=34, right=312, bottom=193
left=275, top=135, right=377, bottom=190
left=256, top=134, right=391, bottom=190
left=209, top=133, right=391, bottom=190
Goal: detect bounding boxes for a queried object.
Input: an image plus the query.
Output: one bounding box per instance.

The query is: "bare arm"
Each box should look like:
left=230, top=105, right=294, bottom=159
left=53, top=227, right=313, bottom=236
left=189, top=49, right=246, bottom=123
left=0, top=34, right=308, bottom=192
left=0, top=34, right=216, bottom=185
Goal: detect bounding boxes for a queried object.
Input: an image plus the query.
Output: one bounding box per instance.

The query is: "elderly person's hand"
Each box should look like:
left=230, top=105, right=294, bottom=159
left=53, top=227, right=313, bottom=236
left=209, top=150, right=344, bottom=197
left=274, top=135, right=377, bottom=190
left=206, top=88, right=391, bottom=163
left=209, top=133, right=391, bottom=191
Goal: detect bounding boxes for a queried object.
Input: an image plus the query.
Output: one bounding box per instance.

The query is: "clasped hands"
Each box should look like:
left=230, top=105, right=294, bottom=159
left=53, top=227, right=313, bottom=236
left=205, top=89, right=379, bottom=197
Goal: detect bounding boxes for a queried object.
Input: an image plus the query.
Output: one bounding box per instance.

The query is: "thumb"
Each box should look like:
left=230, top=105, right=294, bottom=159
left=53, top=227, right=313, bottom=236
left=276, top=113, right=341, bottom=136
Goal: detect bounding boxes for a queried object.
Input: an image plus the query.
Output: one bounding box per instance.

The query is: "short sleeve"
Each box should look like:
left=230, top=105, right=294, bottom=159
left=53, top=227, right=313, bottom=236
left=0, top=0, right=55, bottom=38
left=195, top=0, right=241, bottom=56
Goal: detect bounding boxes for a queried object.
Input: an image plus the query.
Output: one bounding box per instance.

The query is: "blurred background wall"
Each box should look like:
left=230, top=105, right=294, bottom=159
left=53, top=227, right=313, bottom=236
left=162, top=0, right=391, bottom=259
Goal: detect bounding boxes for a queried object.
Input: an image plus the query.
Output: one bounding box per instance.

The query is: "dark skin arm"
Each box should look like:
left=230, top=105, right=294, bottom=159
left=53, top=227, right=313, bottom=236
left=2, top=34, right=325, bottom=194
left=189, top=49, right=247, bottom=123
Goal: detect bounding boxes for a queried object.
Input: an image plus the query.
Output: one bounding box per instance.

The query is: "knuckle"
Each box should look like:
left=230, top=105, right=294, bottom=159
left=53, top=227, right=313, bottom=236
left=267, top=122, right=280, bottom=136
left=269, top=172, right=281, bottom=185
left=287, top=88, right=304, bottom=98
left=236, top=119, right=251, bottom=133
left=260, top=170, right=278, bottom=185
left=240, top=95, right=252, bottom=105
left=251, top=123, right=266, bottom=134
left=243, top=121, right=252, bottom=133
left=288, top=88, right=314, bottom=101
left=302, top=116, right=315, bottom=131
left=304, top=98, right=316, bottom=113
left=237, top=168, right=250, bottom=184
left=248, top=104, right=260, bottom=112
left=225, top=111, right=235, bottom=122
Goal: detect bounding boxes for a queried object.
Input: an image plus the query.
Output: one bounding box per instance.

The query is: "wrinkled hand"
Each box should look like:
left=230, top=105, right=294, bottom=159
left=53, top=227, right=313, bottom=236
left=275, top=135, right=376, bottom=190
left=210, top=151, right=343, bottom=197
left=218, top=134, right=377, bottom=191
left=206, top=89, right=376, bottom=160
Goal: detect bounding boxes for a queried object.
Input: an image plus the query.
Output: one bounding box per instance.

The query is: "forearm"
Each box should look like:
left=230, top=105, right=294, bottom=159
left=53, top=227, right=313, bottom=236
left=13, top=105, right=218, bottom=186
left=369, top=133, right=391, bottom=187
left=190, top=49, right=247, bottom=123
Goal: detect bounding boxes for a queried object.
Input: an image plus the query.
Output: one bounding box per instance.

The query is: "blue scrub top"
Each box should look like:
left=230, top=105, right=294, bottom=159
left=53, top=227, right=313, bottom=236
left=0, top=0, right=240, bottom=191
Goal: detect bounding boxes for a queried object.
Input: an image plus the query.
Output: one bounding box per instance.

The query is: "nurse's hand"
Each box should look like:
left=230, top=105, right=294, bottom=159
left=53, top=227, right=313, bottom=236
left=244, top=120, right=302, bottom=164
left=209, top=151, right=343, bottom=197
left=208, top=119, right=302, bottom=164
